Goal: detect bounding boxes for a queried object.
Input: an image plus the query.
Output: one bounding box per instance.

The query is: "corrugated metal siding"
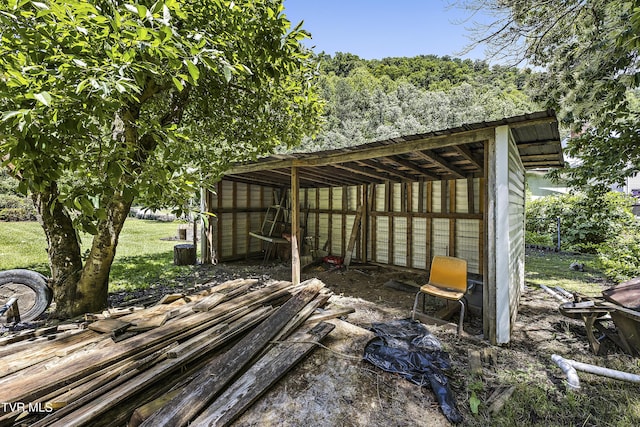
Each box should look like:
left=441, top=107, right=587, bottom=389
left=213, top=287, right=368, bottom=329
left=412, top=218, right=428, bottom=269
left=316, top=213, right=329, bottom=250
left=508, top=139, right=526, bottom=320
left=455, top=179, right=469, bottom=213
left=432, top=218, right=450, bottom=257
left=210, top=178, right=482, bottom=273
left=332, top=187, right=343, bottom=209
left=392, top=183, right=402, bottom=212
left=431, top=182, right=442, bottom=213
left=411, top=182, right=420, bottom=212
left=346, top=187, right=359, bottom=211
left=318, top=188, right=330, bottom=210
left=394, top=217, right=408, bottom=266
left=344, top=214, right=356, bottom=259
left=456, top=219, right=480, bottom=272
left=374, top=184, right=385, bottom=211
left=375, top=216, right=389, bottom=264
left=330, top=215, right=343, bottom=255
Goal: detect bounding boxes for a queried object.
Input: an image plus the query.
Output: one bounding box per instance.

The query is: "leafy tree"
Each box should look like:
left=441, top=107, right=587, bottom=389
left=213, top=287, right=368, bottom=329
left=288, top=54, right=538, bottom=153
left=457, top=0, right=640, bottom=188
left=0, top=0, right=321, bottom=317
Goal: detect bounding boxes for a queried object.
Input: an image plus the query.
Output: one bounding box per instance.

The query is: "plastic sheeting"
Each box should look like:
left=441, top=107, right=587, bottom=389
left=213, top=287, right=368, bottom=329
left=363, top=319, right=463, bottom=424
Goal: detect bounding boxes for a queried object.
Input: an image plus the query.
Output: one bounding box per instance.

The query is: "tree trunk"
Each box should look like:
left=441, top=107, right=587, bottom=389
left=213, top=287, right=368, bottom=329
left=32, top=184, right=83, bottom=319
left=74, top=195, right=133, bottom=315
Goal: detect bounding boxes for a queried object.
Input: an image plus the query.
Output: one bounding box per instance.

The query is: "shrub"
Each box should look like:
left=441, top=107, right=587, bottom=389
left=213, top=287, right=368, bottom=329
left=0, top=194, right=36, bottom=221
left=525, top=230, right=554, bottom=247
left=596, top=225, right=640, bottom=282
left=527, top=190, right=640, bottom=281
left=526, top=191, right=637, bottom=252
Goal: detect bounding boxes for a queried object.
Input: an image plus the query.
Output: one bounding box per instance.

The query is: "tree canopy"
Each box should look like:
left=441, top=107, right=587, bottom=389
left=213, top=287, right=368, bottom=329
left=458, top=0, right=640, bottom=188
left=288, top=53, right=537, bottom=152
left=0, top=0, right=321, bottom=316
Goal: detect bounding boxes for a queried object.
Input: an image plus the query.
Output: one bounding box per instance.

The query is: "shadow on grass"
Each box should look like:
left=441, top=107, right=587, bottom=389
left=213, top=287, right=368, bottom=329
left=4, top=253, right=196, bottom=293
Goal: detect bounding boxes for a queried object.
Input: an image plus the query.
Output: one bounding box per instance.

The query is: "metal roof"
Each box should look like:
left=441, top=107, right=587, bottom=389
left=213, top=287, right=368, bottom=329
left=223, top=110, right=563, bottom=188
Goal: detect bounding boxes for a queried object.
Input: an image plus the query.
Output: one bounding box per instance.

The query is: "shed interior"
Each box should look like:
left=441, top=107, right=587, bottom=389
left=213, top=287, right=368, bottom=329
left=202, top=110, right=563, bottom=343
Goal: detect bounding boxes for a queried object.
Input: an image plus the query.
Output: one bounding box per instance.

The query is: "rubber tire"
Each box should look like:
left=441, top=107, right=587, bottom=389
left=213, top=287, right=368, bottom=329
left=0, top=269, right=52, bottom=322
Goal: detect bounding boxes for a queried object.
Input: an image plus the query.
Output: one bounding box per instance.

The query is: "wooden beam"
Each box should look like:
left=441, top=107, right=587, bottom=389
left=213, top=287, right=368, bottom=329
left=388, top=155, right=439, bottom=179
left=426, top=181, right=432, bottom=267
left=449, top=180, right=456, bottom=257
left=298, top=167, right=362, bottom=187
left=332, top=163, right=392, bottom=183
left=291, top=167, right=300, bottom=285
left=344, top=205, right=364, bottom=267
left=414, top=150, right=466, bottom=179
left=356, top=159, right=418, bottom=182
left=227, top=128, right=494, bottom=174
left=190, top=322, right=335, bottom=426
left=454, top=144, right=483, bottom=170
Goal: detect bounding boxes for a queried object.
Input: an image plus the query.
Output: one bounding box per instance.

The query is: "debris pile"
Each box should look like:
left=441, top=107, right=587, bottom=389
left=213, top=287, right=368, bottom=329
left=0, top=278, right=340, bottom=426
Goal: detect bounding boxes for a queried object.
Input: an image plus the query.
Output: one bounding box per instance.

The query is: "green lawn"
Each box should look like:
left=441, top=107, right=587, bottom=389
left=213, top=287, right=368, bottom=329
left=524, top=249, right=610, bottom=296
left=0, top=219, right=194, bottom=291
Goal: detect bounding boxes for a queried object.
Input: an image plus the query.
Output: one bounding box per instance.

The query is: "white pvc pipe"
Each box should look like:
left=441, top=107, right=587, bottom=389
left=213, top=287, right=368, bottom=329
left=551, top=354, right=581, bottom=390
left=551, top=354, right=640, bottom=391
left=540, top=284, right=569, bottom=303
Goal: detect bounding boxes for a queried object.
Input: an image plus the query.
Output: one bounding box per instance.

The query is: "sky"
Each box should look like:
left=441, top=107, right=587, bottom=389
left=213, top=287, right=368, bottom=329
left=282, top=0, right=495, bottom=61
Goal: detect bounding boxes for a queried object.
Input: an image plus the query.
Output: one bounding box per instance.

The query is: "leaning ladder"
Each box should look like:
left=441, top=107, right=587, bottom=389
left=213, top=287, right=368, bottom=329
left=260, top=189, right=288, bottom=237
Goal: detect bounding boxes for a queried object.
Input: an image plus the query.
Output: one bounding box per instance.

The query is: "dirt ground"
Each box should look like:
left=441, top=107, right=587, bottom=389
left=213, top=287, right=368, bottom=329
left=117, top=255, right=622, bottom=427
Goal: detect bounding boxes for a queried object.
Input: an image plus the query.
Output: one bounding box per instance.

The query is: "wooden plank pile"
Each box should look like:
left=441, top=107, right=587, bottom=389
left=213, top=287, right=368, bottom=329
left=0, top=277, right=341, bottom=426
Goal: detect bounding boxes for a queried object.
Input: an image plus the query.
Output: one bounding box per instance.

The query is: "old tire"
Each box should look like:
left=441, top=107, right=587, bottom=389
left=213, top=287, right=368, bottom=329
left=0, top=269, right=52, bottom=322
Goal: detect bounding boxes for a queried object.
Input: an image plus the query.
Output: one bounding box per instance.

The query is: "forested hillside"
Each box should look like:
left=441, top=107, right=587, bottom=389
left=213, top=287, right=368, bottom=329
left=290, top=53, right=539, bottom=152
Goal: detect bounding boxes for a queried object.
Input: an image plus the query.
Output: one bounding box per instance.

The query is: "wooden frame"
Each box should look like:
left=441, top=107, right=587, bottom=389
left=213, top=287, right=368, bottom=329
left=203, top=111, right=562, bottom=345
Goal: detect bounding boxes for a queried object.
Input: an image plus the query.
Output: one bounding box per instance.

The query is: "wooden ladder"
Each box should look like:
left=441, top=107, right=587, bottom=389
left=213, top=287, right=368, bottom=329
left=260, top=189, right=288, bottom=237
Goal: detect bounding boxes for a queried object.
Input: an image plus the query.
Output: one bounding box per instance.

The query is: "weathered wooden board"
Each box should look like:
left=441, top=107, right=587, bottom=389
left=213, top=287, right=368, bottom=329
left=87, top=318, right=131, bottom=334
left=33, top=307, right=273, bottom=427
left=0, top=281, right=296, bottom=404
left=192, top=322, right=335, bottom=426
left=140, top=279, right=324, bottom=427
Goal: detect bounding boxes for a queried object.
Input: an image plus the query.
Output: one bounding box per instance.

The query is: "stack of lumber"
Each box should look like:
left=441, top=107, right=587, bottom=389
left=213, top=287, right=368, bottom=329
left=0, top=277, right=341, bottom=427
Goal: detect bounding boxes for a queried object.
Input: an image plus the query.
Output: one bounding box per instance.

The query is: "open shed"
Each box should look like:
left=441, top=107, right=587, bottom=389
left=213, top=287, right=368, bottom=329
left=201, top=110, right=563, bottom=344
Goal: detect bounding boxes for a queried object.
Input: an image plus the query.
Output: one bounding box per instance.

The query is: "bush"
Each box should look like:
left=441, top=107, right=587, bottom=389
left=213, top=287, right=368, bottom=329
left=525, top=230, right=554, bottom=247
left=595, top=225, right=640, bottom=282
left=526, top=191, right=637, bottom=252
left=0, top=194, right=36, bottom=221
left=527, top=190, right=640, bottom=281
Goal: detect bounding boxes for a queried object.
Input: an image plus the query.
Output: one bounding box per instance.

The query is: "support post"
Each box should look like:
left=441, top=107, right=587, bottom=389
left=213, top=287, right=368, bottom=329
left=291, top=166, right=300, bottom=285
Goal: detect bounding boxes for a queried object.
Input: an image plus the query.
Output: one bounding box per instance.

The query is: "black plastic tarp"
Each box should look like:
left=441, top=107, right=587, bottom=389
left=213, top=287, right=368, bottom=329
left=363, top=319, right=463, bottom=424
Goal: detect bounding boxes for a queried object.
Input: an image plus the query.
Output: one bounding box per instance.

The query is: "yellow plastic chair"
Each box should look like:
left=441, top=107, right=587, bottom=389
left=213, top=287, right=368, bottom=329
left=411, top=256, right=468, bottom=336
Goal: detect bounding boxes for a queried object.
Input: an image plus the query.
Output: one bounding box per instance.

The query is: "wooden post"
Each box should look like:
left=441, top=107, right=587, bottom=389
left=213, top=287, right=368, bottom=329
left=344, top=205, right=364, bottom=268
left=291, top=166, right=300, bottom=285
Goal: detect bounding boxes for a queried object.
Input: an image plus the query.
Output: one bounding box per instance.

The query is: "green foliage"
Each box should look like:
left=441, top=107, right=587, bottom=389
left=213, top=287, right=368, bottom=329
left=460, top=0, right=640, bottom=188
left=596, top=227, right=640, bottom=282
left=526, top=191, right=640, bottom=281
left=290, top=53, right=538, bottom=152
left=0, top=194, right=36, bottom=221
left=524, top=230, right=553, bottom=248
left=0, top=170, right=19, bottom=196
left=526, top=191, right=638, bottom=252
left=0, top=0, right=322, bottom=229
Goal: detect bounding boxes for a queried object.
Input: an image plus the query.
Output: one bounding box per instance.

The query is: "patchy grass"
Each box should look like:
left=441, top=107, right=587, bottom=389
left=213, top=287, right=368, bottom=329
left=0, top=219, right=195, bottom=292
left=524, top=249, right=610, bottom=296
